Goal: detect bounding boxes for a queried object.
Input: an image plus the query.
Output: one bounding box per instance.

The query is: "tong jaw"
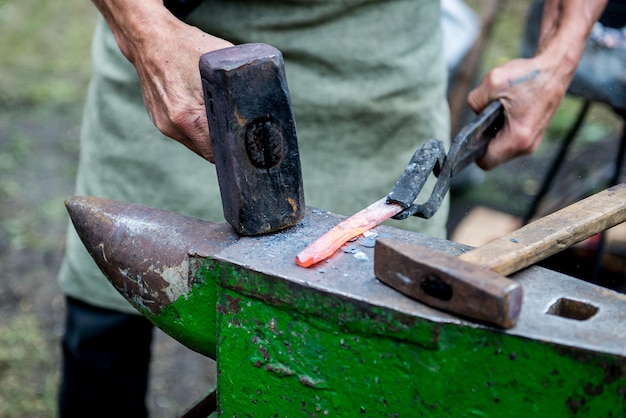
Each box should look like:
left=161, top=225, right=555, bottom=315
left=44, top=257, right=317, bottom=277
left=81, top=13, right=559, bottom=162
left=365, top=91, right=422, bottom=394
left=388, top=101, right=505, bottom=220
left=386, top=138, right=446, bottom=219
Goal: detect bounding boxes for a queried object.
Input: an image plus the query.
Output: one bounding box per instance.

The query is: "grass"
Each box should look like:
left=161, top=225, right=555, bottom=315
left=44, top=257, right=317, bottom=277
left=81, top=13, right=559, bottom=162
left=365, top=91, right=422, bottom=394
left=0, top=314, right=59, bottom=417
left=0, top=0, right=96, bottom=105
left=0, top=1, right=96, bottom=417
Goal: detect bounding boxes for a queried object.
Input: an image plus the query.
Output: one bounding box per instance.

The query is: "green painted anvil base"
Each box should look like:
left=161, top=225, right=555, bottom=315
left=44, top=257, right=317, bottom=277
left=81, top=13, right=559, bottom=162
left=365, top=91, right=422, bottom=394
left=66, top=196, right=626, bottom=416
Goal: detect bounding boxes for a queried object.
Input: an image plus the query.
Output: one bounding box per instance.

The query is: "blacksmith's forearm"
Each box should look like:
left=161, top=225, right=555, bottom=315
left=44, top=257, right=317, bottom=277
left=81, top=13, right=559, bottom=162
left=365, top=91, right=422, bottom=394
left=91, top=0, right=180, bottom=63
left=538, top=0, right=607, bottom=59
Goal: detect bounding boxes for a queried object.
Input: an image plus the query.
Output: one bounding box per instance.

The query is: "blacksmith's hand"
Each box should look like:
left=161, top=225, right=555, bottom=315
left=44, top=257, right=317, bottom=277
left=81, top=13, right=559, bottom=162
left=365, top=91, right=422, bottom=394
left=92, top=0, right=233, bottom=163
left=467, top=0, right=607, bottom=170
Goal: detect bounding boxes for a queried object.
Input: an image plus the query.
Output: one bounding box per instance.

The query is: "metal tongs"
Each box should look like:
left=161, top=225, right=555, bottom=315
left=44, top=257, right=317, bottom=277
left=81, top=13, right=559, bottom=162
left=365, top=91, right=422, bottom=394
left=388, top=100, right=504, bottom=220
left=295, top=101, right=504, bottom=268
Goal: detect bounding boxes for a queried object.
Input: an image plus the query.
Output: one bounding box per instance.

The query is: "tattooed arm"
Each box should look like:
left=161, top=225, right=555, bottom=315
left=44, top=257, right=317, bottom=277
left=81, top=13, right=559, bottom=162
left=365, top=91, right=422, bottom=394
left=467, top=0, right=607, bottom=169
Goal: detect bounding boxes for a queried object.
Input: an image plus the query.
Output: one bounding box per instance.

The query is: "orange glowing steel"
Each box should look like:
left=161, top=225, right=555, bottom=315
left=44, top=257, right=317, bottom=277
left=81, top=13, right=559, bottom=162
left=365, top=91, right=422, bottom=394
left=295, top=198, right=404, bottom=268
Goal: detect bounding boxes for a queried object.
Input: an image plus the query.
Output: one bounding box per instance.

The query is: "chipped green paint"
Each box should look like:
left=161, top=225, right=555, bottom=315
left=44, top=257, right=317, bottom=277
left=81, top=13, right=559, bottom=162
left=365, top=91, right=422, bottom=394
left=144, top=258, right=218, bottom=358
left=211, top=261, right=626, bottom=416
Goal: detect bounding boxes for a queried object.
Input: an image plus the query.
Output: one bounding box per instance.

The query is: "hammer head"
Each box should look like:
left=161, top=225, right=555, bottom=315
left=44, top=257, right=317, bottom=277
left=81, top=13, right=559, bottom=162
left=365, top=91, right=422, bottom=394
left=374, top=238, right=523, bottom=328
left=200, top=43, right=305, bottom=236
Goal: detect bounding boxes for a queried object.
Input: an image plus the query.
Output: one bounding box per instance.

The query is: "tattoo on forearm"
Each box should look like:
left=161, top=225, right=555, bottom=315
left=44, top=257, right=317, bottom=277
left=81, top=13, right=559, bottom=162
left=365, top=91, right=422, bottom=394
left=508, top=69, right=540, bottom=87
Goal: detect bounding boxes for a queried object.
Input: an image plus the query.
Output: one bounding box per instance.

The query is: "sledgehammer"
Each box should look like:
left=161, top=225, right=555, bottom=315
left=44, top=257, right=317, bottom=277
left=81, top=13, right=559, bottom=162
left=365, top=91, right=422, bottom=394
left=200, top=43, right=305, bottom=235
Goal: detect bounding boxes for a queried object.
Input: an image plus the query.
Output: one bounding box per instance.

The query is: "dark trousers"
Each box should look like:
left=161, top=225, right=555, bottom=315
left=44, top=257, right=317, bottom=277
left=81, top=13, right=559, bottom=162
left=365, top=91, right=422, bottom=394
left=59, top=296, right=154, bottom=418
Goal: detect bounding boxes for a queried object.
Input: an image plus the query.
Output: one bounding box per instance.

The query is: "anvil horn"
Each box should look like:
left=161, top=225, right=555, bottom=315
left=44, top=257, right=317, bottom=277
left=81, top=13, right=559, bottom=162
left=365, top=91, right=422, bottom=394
left=65, top=196, right=238, bottom=357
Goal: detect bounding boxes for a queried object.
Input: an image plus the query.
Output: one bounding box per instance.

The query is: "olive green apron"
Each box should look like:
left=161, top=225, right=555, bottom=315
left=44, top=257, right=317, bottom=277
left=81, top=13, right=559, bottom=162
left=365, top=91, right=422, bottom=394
left=59, top=0, right=449, bottom=313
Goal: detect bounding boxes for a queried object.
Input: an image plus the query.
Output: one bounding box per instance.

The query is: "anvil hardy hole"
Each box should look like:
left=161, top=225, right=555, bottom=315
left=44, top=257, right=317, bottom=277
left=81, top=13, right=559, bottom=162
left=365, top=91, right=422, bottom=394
left=420, top=274, right=453, bottom=301
left=245, top=117, right=285, bottom=169
left=547, top=298, right=599, bottom=321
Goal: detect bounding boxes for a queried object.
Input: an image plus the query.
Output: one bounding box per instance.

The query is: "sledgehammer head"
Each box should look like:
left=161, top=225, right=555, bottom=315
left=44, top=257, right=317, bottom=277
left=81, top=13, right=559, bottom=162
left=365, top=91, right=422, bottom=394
left=200, top=43, right=305, bottom=236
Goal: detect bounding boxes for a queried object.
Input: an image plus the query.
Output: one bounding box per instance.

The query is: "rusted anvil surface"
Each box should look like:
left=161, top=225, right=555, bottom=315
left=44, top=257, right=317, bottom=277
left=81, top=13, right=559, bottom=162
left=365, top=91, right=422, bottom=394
left=66, top=196, right=626, bottom=416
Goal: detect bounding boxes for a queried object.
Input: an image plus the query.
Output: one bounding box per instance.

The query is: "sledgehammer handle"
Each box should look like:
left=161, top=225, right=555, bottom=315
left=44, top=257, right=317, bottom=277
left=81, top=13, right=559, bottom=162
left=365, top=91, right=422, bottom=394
left=460, top=183, right=626, bottom=276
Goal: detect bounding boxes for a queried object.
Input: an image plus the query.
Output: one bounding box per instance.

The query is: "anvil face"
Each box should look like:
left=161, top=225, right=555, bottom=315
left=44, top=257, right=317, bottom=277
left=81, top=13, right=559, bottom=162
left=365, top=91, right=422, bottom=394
left=65, top=196, right=626, bottom=414
left=66, top=196, right=626, bottom=358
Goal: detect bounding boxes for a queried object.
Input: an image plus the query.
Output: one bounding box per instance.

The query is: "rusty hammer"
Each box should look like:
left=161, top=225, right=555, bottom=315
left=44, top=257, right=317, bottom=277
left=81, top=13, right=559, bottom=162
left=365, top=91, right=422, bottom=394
left=200, top=43, right=305, bottom=236
left=375, top=184, right=626, bottom=328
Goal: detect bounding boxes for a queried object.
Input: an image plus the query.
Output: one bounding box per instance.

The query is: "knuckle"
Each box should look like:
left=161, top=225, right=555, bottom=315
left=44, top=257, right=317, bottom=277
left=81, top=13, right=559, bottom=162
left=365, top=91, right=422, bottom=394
left=509, top=127, right=539, bottom=157
left=485, top=67, right=507, bottom=88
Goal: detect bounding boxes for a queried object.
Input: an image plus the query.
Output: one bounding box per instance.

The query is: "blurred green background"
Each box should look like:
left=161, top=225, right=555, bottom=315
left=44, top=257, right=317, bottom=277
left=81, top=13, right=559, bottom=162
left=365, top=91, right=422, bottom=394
left=1, top=1, right=94, bottom=416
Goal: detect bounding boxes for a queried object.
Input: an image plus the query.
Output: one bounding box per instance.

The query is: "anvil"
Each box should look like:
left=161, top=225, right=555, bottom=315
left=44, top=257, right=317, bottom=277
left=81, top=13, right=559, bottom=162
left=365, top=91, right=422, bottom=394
left=66, top=196, right=626, bottom=416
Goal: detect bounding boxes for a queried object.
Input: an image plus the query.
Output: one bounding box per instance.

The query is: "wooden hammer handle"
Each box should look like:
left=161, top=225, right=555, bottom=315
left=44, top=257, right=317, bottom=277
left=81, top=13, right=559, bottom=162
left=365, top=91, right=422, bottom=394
left=460, top=183, right=626, bottom=276
left=374, top=184, right=626, bottom=328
